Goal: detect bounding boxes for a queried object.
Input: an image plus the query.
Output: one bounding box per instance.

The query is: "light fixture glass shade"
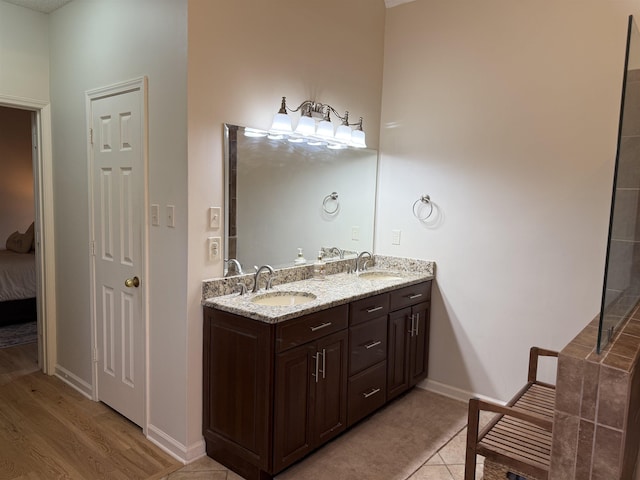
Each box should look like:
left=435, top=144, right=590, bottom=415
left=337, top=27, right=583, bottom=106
left=316, top=119, right=334, bottom=139
left=350, top=129, right=366, bottom=148
left=294, top=115, right=315, bottom=136
left=271, top=112, right=292, bottom=133
left=334, top=124, right=352, bottom=143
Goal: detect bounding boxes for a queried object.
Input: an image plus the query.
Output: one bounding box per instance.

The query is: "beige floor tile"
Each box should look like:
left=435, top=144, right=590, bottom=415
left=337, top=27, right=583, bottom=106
left=425, top=453, right=446, bottom=465
left=408, top=464, right=454, bottom=480
left=437, top=429, right=467, bottom=465
left=446, top=463, right=484, bottom=480
left=167, top=471, right=228, bottom=479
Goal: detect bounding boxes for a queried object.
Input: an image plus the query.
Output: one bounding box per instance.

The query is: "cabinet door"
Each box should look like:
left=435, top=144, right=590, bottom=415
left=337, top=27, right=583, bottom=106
left=273, top=343, right=316, bottom=472
left=409, top=302, right=430, bottom=386
left=387, top=307, right=411, bottom=401
left=313, top=329, right=348, bottom=446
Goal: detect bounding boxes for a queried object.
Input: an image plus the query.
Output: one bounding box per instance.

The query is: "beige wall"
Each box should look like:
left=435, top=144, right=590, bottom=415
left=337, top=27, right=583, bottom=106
left=49, top=0, right=190, bottom=459
left=187, top=0, right=386, bottom=452
left=0, top=1, right=49, bottom=102
left=380, top=0, right=640, bottom=402
left=0, top=106, right=34, bottom=245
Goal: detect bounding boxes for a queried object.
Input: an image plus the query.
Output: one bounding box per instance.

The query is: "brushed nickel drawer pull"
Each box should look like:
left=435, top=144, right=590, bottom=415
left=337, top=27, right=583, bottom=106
left=312, top=353, right=319, bottom=383
left=363, top=388, right=381, bottom=399
left=366, top=306, right=383, bottom=313
left=408, top=293, right=423, bottom=299
left=364, top=340, right=382, bottom=349
left=310, top=322, right=332, bottom=332
left=415, top=313, right=420, bottom=336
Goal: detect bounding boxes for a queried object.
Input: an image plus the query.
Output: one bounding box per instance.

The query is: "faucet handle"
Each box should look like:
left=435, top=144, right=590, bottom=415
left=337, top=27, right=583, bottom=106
left=236, top=283, right=247, bottom=296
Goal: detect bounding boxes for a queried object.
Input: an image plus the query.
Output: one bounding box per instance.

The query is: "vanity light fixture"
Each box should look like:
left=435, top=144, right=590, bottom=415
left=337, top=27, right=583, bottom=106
left=269, top=96, right=367, bottom=148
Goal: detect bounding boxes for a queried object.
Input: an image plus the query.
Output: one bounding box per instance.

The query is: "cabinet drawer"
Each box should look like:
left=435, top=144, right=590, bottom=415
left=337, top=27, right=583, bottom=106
left=349, top=292, right=390, bottom=326
left=276, top=305, right=348, bottom=353
left=347, top=361, right=387, bottom=427
left=389, top=281, right=431, bottom=311
left=349, top=316, right=387, bottom=375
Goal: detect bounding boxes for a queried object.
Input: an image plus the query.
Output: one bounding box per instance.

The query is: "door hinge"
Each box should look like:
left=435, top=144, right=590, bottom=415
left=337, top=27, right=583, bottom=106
left=90, top=241, right=95, bottom=256
left=89, top=128, right=94, bottom=145
left=92, top=347, right=98, bottom=362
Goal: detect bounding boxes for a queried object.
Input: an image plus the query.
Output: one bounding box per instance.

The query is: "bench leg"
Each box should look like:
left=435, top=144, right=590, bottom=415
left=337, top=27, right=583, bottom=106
left=465, top=398, right=480, bottom=480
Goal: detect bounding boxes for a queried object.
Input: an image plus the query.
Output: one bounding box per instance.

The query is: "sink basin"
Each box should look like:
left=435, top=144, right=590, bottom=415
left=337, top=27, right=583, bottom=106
left=357, top=271, right=404, bottom=281
left=251, top=291, right=317, bottom=306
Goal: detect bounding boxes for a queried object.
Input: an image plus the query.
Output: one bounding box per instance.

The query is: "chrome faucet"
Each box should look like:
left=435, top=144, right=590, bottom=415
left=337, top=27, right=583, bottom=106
left=328, top=246, right=345, bottom=259
left=252, top=265, right=275, bottom=292
left=225, top=258, right=244, bottom=276
left=355, top=251, right=372, bottom=274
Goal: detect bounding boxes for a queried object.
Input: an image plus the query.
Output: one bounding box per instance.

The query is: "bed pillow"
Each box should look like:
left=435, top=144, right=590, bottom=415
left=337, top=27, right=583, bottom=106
left=6, top=222, right=35, bottom=254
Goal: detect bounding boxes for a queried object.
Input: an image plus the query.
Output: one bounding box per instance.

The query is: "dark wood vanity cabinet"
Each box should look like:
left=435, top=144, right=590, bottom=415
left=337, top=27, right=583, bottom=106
left=203, top=280, right=431, bottom=480
left=273, top=328, right=348, bottom=472
left=387, top=283, right=431, bottom=401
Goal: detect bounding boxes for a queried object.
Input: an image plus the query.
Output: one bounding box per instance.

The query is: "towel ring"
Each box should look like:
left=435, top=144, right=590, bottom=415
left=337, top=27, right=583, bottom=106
left=323, top=192, right=339, bottom=215
left=413, top=195, right=433, bottom=220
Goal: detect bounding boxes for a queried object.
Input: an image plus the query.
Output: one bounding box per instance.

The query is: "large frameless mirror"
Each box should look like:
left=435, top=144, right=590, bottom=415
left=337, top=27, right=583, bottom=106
left=223, top=124, right=378, bottom=273
left=598, top=15, right=640, bottom=352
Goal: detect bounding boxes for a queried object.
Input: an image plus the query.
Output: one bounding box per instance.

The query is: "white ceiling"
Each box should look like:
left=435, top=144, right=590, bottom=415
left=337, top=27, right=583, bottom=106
left=6, top=0, right=411, bottom=14
left=4, top=0, right=71, bottom=14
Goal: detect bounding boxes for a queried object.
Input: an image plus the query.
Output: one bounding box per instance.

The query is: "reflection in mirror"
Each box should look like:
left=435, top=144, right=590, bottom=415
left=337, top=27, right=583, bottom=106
left=599, top=16, right=640, bottom=352
left=224, top=124, right=377, bottom=273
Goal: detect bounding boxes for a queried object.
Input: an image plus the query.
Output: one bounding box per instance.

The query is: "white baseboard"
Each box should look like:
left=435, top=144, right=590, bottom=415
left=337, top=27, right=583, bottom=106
left=419, top=378, right=506, bottom=406
left=147, top=424, right=206, bottom=464
left=54, top=365, right=93, bottom=399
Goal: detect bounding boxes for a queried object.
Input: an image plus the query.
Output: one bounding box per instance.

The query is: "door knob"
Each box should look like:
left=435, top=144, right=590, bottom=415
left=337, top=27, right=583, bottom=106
left=125, top=276, right=140, bottom=288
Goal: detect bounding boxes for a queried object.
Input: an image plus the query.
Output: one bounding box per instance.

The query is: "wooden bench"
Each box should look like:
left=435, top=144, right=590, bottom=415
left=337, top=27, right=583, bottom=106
left=464, top=347, right=558, bottom=480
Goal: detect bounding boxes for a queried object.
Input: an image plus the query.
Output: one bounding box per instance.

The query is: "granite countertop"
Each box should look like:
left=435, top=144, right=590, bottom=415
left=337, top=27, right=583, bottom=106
left=202, top=268, right=434, bottom=324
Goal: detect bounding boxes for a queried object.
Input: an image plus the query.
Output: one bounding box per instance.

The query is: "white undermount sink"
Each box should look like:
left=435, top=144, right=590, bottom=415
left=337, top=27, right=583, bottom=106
left=251, top=291, right=317, bottom=306
left=357, top=271, right=404, bottom=281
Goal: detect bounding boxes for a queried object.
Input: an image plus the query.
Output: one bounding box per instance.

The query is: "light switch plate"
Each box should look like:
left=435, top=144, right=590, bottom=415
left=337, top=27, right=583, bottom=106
left=167, top=205, right=175, bottom=228
left=351, top=226, right=360, bottom=241
left=151, top=204, right=160, bottom=226
left=392, top=229, right=401, bottom=245
left=209, top=206, right=221, bottom=229
left=208, top=237, right=221, bottom=261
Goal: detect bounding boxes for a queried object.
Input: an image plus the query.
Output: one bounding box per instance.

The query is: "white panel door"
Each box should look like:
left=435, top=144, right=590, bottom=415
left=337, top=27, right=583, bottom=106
left=90, top=86, right=144, bottom=426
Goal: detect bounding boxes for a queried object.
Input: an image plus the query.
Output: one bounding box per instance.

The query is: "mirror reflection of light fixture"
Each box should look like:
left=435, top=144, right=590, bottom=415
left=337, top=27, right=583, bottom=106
left=269, top=96, right=367, bottom=148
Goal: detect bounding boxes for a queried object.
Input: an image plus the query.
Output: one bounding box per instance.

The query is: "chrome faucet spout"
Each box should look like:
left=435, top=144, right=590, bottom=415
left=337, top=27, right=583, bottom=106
left=225, top=258, right=244, bottom=276
left=253, top=265, right=275, bottom=292
left=328, top=246, right=345, bottom=259
left=355, top=251, right=373, bottom=274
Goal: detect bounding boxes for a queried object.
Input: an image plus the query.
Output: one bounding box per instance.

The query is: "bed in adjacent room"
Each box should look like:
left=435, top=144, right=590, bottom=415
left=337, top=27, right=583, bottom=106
left=0, top=223, right=37, bottom=327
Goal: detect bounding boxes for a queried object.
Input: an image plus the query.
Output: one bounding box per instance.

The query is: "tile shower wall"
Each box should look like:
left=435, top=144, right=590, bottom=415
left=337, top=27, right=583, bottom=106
left=549, top=310, right=640, bottom=479
left=604, top=69, right=640, bottom=337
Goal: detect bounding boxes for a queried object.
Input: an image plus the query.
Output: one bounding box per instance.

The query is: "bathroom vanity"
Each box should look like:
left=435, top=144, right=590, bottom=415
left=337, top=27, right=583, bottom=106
left=202, top=263, right=433, bottom=480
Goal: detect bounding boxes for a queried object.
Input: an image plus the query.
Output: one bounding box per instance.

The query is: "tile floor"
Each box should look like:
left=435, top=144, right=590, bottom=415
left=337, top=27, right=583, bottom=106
left=162, top=426, right=485, bottom=480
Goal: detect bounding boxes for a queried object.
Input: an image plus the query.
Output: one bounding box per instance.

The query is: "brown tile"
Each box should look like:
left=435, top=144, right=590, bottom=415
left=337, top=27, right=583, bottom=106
left=549, top=411, right=579, bottom=479
left=609, top=333, right=640, bottom=359
left=597, top=366, right=629, bottom=429
left=624, top=319, right=640, bottom=337
left=570, top=325, right=599, bottom=348
left=555, top=354, right=584, bottom=416
left=575, top=420, right=594, bottom=479
left=561, top=341, right=593, bottom=360
left=408, top=465, right=454, bottom=480
left=603, top=352, right=634, bottom=372
left=580, top=361, right=600, bottom=421
left=591, top=425, right=623, bottom=480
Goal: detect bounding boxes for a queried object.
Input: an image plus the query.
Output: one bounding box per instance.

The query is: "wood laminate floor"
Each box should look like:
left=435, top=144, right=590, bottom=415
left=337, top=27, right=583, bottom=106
left=0, top=342, right=182, bottom=480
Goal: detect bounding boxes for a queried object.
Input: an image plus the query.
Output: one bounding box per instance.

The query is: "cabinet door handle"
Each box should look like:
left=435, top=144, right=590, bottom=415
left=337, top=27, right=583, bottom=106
left=408, top=314, right=415, bottom=336
left=366, top=306, right=383, bottom=313
left=407, top=293, right=423, bottom=300
left=312, top=353, right=319, bottom=383
left=321, top=348, right=326, bottom=379
left=363, top=387, right=381, bottom=399
left=415, top=313, right=420, bottom=336
left=310, top=322, right=332, bottom=332
left=364, top=340, right=382, bottom=349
